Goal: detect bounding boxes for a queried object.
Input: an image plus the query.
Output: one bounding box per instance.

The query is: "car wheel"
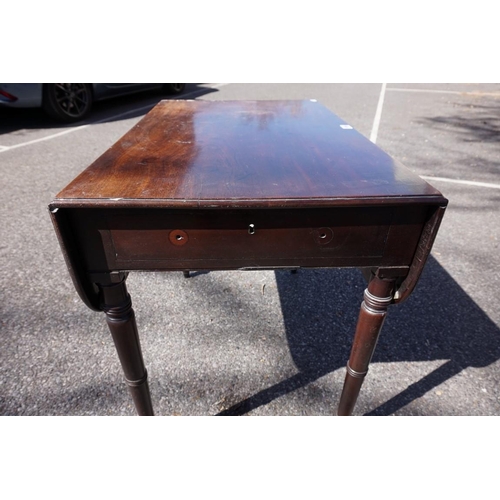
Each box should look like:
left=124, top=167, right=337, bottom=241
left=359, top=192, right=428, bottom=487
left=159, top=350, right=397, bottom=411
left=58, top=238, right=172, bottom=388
left=163, top=83, right=186, bottom=95
left=43, top=83, right=92, bottom=122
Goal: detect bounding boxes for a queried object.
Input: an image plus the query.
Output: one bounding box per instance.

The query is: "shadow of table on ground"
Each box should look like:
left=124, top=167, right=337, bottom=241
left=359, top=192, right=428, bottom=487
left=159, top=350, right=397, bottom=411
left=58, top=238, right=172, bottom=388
left=218, top=256, right=500, bottom=415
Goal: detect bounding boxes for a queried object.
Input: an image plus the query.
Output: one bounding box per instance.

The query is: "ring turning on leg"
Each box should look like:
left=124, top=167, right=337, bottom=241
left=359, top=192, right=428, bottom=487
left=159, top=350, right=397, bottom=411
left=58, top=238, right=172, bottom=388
left=337, top=275, right=395, bottom=416
left=99, top=278, right=154, bottom=416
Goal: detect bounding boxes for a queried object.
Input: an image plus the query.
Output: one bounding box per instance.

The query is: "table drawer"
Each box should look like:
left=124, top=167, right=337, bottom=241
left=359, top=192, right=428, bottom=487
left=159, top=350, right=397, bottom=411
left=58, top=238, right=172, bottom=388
left=71, top=207, right=427, bottom=271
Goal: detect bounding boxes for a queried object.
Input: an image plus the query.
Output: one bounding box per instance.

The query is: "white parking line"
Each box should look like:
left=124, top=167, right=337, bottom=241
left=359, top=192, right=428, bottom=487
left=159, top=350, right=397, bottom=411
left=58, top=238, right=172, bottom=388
left=0, top=124, right=90, bottom=153
left=388, top=88, right=464, bottom=95
left=420, top=176, right=500, bottom=190
left=388, top=87, right=500, bottom=97
left=370, top=83, right=386, bottom=144
left=0, top=84, right=229, bottom=154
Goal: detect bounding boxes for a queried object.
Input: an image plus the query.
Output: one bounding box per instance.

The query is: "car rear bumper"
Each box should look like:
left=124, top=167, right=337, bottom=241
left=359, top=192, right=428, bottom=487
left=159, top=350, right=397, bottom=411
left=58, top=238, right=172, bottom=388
left=0, top=83, right=43, bottom=108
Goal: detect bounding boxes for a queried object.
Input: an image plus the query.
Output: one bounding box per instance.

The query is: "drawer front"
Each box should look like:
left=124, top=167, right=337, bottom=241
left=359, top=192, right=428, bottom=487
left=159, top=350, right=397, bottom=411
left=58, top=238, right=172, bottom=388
left=72, top=207, right=426, bottom=271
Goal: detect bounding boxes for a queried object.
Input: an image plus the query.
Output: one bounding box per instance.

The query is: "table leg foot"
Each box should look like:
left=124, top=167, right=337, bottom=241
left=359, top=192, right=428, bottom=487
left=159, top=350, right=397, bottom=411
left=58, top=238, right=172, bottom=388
left=183, top=271, right=190, bottom=278
left=337, top=275, right=395, bottom=416
left=99, top=278, right=154, bottom=416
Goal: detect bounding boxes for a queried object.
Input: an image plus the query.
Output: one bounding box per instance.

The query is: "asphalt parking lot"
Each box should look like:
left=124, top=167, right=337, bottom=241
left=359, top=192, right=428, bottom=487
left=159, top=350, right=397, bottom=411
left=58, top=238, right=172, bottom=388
left=1, top=83, right=499, bottom=416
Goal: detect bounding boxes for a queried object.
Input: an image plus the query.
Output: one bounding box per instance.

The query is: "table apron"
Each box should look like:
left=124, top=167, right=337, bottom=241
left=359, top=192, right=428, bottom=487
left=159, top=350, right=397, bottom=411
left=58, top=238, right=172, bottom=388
left=68, top=206, right=429, bottom=273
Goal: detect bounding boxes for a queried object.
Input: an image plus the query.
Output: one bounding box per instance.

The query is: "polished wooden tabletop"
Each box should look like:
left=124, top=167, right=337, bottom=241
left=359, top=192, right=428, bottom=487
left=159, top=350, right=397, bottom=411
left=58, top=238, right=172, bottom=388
left=55, top=100, right=444, bottom=208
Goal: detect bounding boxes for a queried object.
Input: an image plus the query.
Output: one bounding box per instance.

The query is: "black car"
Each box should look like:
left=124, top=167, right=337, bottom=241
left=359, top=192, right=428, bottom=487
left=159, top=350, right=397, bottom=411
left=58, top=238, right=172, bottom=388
left=0, top=83, right=186, bottom=122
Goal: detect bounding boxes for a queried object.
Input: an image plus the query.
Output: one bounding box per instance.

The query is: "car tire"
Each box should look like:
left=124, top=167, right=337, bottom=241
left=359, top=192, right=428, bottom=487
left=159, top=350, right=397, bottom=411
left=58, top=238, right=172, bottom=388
left=163, top=84, right=186, bottom=95
left=43, top=83, right=93, bottom=122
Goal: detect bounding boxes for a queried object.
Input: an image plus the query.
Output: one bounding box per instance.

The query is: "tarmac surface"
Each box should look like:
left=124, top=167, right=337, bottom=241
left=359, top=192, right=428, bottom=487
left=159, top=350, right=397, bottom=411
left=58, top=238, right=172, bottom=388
left=1, top=83, right=499, bottom=416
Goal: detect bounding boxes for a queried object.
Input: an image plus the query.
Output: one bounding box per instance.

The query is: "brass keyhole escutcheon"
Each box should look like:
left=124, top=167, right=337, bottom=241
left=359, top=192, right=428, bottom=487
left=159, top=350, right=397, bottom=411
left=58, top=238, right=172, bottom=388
left=169, top=229, right=188, bottom=246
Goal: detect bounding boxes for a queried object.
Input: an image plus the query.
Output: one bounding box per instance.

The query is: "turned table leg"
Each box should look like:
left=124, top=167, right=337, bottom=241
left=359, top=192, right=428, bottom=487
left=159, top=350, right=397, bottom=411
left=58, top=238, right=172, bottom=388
left=98, top=278, right=154, bottom=416
left=337, top=275, right=395, bottom=416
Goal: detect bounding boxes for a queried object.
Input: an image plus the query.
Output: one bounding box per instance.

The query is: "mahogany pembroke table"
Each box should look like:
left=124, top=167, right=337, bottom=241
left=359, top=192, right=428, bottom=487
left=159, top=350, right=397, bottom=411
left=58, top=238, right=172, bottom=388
left=49, top=100, right=447, bottom=416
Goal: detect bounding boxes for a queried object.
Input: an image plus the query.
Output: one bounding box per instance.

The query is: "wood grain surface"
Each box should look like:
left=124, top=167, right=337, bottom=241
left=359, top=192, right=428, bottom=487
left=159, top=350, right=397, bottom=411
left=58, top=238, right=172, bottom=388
left=55, top=100, right=445, bottom=208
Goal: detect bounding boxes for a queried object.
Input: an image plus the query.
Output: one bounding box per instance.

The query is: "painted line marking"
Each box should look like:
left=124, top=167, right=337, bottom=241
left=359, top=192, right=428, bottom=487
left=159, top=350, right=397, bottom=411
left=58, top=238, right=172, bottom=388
left=0, top=84, right=229, bottom=154
left=387, top=87, right=500, bottom=97
left=0, top=124, right=90, bottom=152
left=421, top=176, right=500, bottom=190
left=370, top=82, right=386, bottom=144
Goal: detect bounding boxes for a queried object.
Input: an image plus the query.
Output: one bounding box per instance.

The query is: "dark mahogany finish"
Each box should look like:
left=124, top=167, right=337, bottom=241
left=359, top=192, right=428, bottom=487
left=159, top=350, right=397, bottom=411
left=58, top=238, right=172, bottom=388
left=50, top=100, right=447, bottom=416
left=337, top=275, right=395, bottom=416
left=99, top=278, right=153, bottom=415
left=57, top=100, right=442, bottom=206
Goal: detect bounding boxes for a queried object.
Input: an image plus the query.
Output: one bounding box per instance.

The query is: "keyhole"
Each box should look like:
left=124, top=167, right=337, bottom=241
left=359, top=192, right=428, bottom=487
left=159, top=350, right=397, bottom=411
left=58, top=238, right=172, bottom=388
left=169, top=229, right=188, bottom=246
left=248, top=224, right=255, bottom=235
left=313, top=227, right=333, bottom=245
